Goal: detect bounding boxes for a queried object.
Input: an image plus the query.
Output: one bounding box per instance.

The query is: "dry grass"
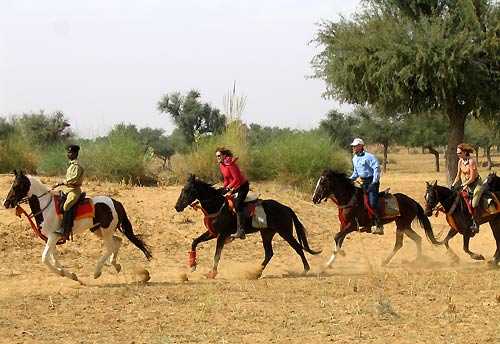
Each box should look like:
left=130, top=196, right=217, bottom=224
left=0, top=150, right=499, bottom=344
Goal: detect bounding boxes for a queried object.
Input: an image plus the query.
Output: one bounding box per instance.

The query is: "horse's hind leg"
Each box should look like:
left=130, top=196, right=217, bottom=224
left=207, top=234, right=228, bottom=279
left=404, top=227, right=423, bottom=260
left=278, top=229, right=310, bottom=274
left=382, top=229, right=404, bottom=266
left=488, top=218, right=500, bottom=266
left=108, top=235, right=123, bottom=273
left=94, top=229, right=115, bottom=279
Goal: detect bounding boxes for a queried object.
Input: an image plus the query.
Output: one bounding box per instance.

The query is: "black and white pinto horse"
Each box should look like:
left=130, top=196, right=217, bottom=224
left=3, top=171, right=152, bottom=282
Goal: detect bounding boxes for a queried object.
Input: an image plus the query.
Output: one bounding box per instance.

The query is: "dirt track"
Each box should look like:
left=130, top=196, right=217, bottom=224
left=0, top=165, right=499, bottom=343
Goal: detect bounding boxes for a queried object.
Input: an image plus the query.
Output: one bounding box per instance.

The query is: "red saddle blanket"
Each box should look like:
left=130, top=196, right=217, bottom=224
left=53, top=195, right=94, bottom=220
left=226, top=195, right=258, bottom=217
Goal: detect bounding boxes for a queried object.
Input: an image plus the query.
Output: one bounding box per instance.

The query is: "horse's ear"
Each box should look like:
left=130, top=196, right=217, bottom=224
left=188, top=174, right=196, bottom=182
left=20, top=170, right=25, bottom=176
left=425, top=181, right=429, bottom=186
left=13, top=169, right=17, bottom=176
left=433, top=180, right=437, bottom=187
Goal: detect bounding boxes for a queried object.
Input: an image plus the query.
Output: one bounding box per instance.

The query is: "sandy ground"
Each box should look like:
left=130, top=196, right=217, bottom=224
left=0, top=152, right=499, bottom=344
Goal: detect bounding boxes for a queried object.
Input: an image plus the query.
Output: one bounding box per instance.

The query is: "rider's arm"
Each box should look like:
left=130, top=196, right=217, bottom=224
left=65, top=164, right=83, bottom=187
left=452, top=160, right=461, bottom=186
left=349, top=157, right=359, bottom=180
left=369, top=155, right=381, bottom=184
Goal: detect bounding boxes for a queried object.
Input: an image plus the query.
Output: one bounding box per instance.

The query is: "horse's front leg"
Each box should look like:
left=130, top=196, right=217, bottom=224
left=207, top=234, right=228, bottom=279
left=189, top=231, right=215, bottom=272
left=324, top=224, right=355, bottom=269
left=463, top=231, right=485, bottom=261
left=94, top=230, right=116, bottom=279
left=42, top=233, right=79, bottom=282
left=441, top=228, right=460, bottom=263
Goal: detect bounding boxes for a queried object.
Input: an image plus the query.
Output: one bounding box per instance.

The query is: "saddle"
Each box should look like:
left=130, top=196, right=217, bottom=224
left=54, top=192, right=94, bottom=221
left=226, top=193, right=267, bottom=229
left=363, top=192, right=400, bottom=219
left=473, top=191, right=500, bottom=221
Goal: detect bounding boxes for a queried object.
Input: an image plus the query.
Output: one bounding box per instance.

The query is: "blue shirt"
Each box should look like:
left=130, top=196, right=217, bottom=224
left=350, top=151, right=380, bottom=183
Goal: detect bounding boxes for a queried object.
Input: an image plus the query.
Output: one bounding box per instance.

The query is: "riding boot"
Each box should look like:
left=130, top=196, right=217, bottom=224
left=232, top=211, right=246, bottom=240
left=371, top=214, right=384, bottom=235
left=55, top=208, right=74, bottom=237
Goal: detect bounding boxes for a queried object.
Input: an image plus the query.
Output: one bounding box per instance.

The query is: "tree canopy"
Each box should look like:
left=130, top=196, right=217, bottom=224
left=313, top=0, right=500, bottom=181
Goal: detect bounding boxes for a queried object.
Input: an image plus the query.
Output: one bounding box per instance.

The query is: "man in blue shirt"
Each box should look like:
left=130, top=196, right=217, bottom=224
left=349, top=138, right=384, bottom=235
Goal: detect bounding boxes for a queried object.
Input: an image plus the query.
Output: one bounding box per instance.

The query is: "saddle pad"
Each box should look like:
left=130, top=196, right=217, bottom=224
left=54, top=196, right=94, bottom=220
left=251, top=203, right=267, bottom=229
left=381, top=194, right=400, bottom=218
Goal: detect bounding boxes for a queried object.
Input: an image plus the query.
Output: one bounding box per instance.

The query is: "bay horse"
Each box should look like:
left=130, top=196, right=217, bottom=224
left=3, top=170, right=152, bottom=282
left=312, top=169, right=440, bottom=268
left=174, top=175, right=321, bottom=278
left=423, top=181, right=500, bottom=266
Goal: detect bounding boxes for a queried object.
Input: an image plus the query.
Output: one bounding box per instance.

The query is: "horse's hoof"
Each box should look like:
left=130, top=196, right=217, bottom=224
left=471, top=254, right=485, bottom=261
left=114, top=264, right=122, bottom=273
left=94, top=271, right=102, bottom=279
left=190, top=266, right=197, bottom=272
left=71, top=273, right=79, bottom=281
left=338, top=250, right=346, bottom=257
left=206, top=270, right=217, bottom=279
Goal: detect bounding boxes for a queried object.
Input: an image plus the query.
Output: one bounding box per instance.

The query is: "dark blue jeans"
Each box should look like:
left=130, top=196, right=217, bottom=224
left=361, top=177, right=380, bottom=213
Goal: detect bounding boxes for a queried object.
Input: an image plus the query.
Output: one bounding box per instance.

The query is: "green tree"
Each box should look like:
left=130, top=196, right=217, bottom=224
left=402, top=113, right=448, bottom=171
left=354, top=106, right=404, bottom=172
left=247, top=123, right=295, bottom=147
left=14, top=111, right=73, bottom=146
left=0, top=118, right=14, bottom=139
left=157, top=90, right=226, bottom=145
left=319, top=109, right=360, bottom=151
left=465, top=117, right=500, bottom=169
left=313, top=0, right=500, bottom=182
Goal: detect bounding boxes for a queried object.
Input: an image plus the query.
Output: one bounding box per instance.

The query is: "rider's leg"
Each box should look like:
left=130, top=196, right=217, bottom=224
left=55, top=190, right=79, bottom=236
left=232, top=182, right=249, bottom=239
left=369, top=182, right=384, bottom=235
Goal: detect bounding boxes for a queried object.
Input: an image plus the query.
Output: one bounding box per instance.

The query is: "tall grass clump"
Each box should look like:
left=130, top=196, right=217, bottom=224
left=248, top=131, right=350, bottom=190
left=0, top=134, right=38, bottom=173
left=171, top=121, right=249, bottom=183
left=37, top=143, right=68, bottom=175
left=80, top=134, right=148, bottom=183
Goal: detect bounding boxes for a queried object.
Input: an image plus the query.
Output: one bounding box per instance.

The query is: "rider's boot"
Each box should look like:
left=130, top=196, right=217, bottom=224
left=232, top=211, right=246, bottom=240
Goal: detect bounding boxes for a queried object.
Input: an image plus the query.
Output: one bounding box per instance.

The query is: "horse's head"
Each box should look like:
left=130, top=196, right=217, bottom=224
left=3, top=170, right=31, bottom=209
left=312, top=169, right=351, bottom=204
left=484, top=172, right=500, bottom=192
left=175, top=174, right=199, bottom=212
left=423, top=180, right=440, bottom=216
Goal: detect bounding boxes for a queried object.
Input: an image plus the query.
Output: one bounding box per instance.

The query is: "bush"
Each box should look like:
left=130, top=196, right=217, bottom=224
left=81, top=134, right=148, bottom=183
left=0, top=134, right=38, bottom=173
left=248, top=131, right=350, bottom=190
left=37, top=144, right=68, bottom=175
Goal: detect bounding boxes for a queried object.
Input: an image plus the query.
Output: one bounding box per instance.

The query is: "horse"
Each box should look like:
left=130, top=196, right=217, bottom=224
left=312, top=169, right=440, bottom=268
left=483, top=172, right=500, bottom=193
left=3, top=170, right=152, bottom=282
left=423, top=181, right=500, bottom=266
left=174, top=175, right=321, bottom=278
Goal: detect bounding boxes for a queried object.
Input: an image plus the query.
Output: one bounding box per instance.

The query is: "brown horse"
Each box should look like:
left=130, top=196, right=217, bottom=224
left=423, top=181, right=500, bottom=266
left=312, top=169, right=440, bottom=268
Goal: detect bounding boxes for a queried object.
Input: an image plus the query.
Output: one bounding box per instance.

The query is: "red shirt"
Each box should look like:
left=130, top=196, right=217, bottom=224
left=219, top=157, right=247, bottom=190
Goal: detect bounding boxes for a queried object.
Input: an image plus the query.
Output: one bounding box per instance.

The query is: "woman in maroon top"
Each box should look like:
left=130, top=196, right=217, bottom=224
left=216, top=147, right=249, bottom=239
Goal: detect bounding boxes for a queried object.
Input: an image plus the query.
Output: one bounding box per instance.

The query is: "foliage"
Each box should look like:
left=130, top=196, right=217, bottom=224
left=312, top=0, right=500, bottom=180
left=0, top=134, right=38, bottom=173
left=402, top=112, right=448, bottom=149
left=14, top=111, right=73, bottom=147
left=157, top=90, right=227, bottom=145
left=319, top=109, right=360, bottom=151
left=246, top=124, right=295, bottom=147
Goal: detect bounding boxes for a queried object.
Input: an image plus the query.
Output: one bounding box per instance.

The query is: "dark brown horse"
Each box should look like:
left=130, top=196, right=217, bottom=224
left=174, top=175, right=321, bottom=278
left=312, top=169, right=440, bottom=268
left=423, top=181, right=500, bottom=266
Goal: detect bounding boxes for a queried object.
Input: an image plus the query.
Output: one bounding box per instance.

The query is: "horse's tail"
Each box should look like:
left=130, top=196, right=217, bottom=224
left=415, top=201, right=441, bottom=246
left=112, top=199, right=153, bottom=260
left=290, top=209, right=322, bottom=255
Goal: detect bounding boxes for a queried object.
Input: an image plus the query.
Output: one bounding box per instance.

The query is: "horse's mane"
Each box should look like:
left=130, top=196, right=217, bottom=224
left=323, top=169, right=354, bottom=187
left=193, top=178, right=220, bottom=196
left=27, top=175, right=50, bottom=192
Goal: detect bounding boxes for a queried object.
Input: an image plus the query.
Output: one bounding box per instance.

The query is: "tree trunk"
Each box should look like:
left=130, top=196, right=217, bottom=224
left=486, top=145, right=493, bottom=170
left=445, top=111, right=466, bottom=184
left=383, top=144, right=388, bottom=172
left=425, top=145, right=440, bottom=172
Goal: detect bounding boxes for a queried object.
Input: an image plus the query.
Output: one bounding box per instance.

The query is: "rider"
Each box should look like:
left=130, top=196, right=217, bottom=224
left=216, top=147, right=249, bottom=240
left=349, top=138, right=384, bottom=235
left=54, top=144, right=84, bottom=237
left=451, top=143, right=481, bottom=233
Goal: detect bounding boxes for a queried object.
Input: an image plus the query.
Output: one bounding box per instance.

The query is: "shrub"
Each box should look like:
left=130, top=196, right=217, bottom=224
left=0, top=134, right=38, bottom=173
